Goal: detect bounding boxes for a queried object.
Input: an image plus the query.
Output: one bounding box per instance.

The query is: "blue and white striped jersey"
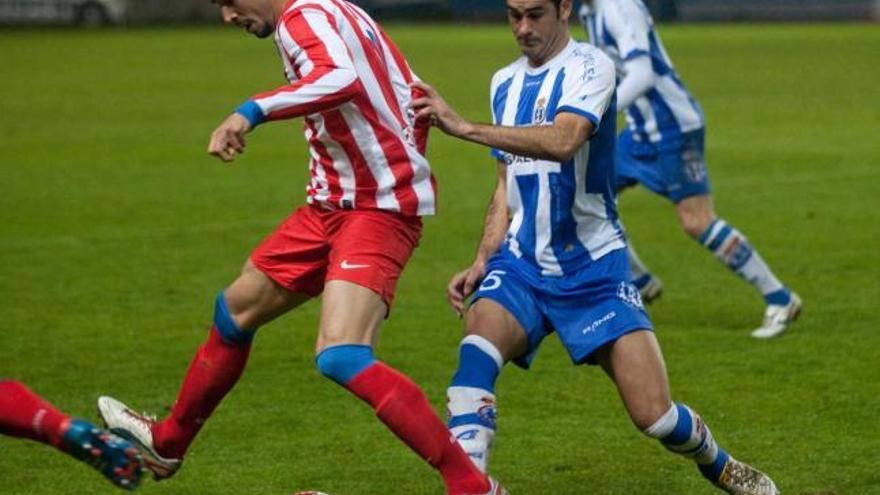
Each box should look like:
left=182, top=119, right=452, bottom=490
left=490, top=39, right=625, bottom=277
left=579, top=0, right=704, bottom=149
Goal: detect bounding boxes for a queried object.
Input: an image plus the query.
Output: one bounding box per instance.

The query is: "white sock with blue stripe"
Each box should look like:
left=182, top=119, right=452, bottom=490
left=447, top=335, right=504, bottom=473
left=644, top=403, right=730, bottom=483
left=699, top=219, right=791, bottom=306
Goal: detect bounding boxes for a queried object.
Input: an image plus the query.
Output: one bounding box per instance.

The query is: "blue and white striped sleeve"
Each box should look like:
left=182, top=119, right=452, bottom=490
left=607, top=0, right=651, bottom=62
left=489, top=68, right=509, bottom=162
left=554, top=48, right=616, bottom=132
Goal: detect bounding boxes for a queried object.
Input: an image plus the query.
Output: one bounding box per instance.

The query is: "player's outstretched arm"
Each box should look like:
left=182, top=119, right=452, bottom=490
left=410, top=81, right=594, bottom=162
left=232, top=8, right=361, bottom=131
left=207, top=113, right=251, bottom=163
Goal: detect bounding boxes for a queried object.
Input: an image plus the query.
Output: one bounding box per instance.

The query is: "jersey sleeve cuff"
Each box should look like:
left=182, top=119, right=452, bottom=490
left=556, top=106, right=601, bottom=130
left=235, top=100, right=267, bottom=128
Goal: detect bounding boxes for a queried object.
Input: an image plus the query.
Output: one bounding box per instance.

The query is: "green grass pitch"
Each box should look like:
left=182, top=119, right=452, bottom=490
left=0, top=22, right=878, bottom=495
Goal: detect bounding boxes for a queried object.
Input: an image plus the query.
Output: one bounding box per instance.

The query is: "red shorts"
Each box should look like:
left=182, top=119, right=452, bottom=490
left=250, top=205, right=422, bottom=308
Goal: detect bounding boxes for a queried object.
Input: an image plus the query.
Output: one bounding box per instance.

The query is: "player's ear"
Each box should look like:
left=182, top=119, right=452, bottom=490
left=558, top=0, right=572, bottom=20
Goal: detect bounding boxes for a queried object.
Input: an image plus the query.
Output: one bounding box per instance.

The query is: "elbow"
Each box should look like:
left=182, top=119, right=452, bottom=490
left=548, top=141, right=581, bottom=162
left=545, top=118, right=592, bottom=162
left=334, top=67, right=361, bottom=100
left=312, top=65, right=360, bottom=104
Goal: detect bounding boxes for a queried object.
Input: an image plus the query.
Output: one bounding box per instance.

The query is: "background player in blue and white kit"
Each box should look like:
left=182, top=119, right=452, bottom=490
left=412, top=0, right=780, bottom=493
left=579, top=0, right=800, bottom=338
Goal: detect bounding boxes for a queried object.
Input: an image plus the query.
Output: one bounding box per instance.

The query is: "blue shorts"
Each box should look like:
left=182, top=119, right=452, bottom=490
left=616, top=128, right=711, bottom=203
left=472, top=249, right=654, bottom=368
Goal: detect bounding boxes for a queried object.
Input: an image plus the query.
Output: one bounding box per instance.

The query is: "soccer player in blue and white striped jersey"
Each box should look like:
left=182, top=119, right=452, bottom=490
left=412, top=0, right=780, bottom=493
left=580, top=0, right=801, bottom=338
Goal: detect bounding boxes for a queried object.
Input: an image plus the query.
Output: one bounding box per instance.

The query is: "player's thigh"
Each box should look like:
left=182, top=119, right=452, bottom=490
left=464, top=298, right=530, bottom=363
left=326, top=210, right=422, bottom=310
left=224, top=259, right=311, bottom=330
left=317, top=279, right=387, bottom=352
left=468, top=263, right=549, bottom=368
left=317, top=211, right=422, bottom=352
left=594, top=330, right=672, bottom=429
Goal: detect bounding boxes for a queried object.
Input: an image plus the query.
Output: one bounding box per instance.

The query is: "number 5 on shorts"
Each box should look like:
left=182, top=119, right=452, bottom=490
left=479, top=270, right=506, bottom=292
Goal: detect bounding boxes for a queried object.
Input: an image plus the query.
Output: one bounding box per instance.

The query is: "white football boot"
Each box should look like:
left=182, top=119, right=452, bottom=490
left=716, top=457, right=780, bottom=495
left=752, top=292, right=802, bottom=339
left=97, top=396, right=182, bottom=480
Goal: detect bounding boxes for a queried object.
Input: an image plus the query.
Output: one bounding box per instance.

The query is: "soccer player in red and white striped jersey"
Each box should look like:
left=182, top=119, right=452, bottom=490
left=216, top=0, right=436, bottom=216
left=96, top=1, right=504, bottom=493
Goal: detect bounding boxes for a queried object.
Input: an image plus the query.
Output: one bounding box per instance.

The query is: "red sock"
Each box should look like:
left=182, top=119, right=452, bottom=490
left=152, top=327, right=251, bottom=459
left=346, top=362, right=489, bottom=494
left=0, top=380, right=70, bottom=449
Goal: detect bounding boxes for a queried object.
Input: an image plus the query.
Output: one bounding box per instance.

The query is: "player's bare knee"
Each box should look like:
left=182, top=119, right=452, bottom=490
left=676, top=196, right=715, bottom=239
left=677, top=210, right=708, bottom=238
left=464, top=309, right=527, bottom=362
left=213, top=291, right=257, bottom=346
left=633, top=400, right=676, bottom=433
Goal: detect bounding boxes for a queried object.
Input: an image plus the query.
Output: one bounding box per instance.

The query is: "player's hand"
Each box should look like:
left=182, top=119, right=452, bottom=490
left=208, top=113, right=251, bottom=163
left=447, top=260, right=486, bottom=318
left=409, top=81, right=471, bottom=139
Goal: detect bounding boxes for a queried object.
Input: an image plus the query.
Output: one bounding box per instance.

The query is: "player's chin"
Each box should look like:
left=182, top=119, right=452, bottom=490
left=517, top=41, right=540, bottom=56
left=252, top=23, right=273, bottom=38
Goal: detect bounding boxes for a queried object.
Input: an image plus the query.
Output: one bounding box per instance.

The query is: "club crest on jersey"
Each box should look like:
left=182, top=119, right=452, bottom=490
left=617, top=281, right=645, bottom=310
left=403, top=124, right=416, bottom=149
left=534, top=97, right=547, bottom=124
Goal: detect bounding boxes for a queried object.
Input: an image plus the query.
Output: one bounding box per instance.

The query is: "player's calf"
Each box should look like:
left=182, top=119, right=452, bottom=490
left=448, top=388, right=497, bottom=473
left=698, top=220, right=790, bottom=302
left=644, top=403, right=729, bottom=481
left=446, top=335, right=503, bottom=473
left=100, top=292, right=255, bottom=480
left=316, top=344, right=493, bottom=495
left=698, top=219, right=799, bottom=337
left=643, top=403, right=779, bottom=494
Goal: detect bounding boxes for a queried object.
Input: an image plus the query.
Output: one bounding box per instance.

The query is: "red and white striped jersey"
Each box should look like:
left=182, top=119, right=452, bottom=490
left=244, top=0, right=436, bottom=217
